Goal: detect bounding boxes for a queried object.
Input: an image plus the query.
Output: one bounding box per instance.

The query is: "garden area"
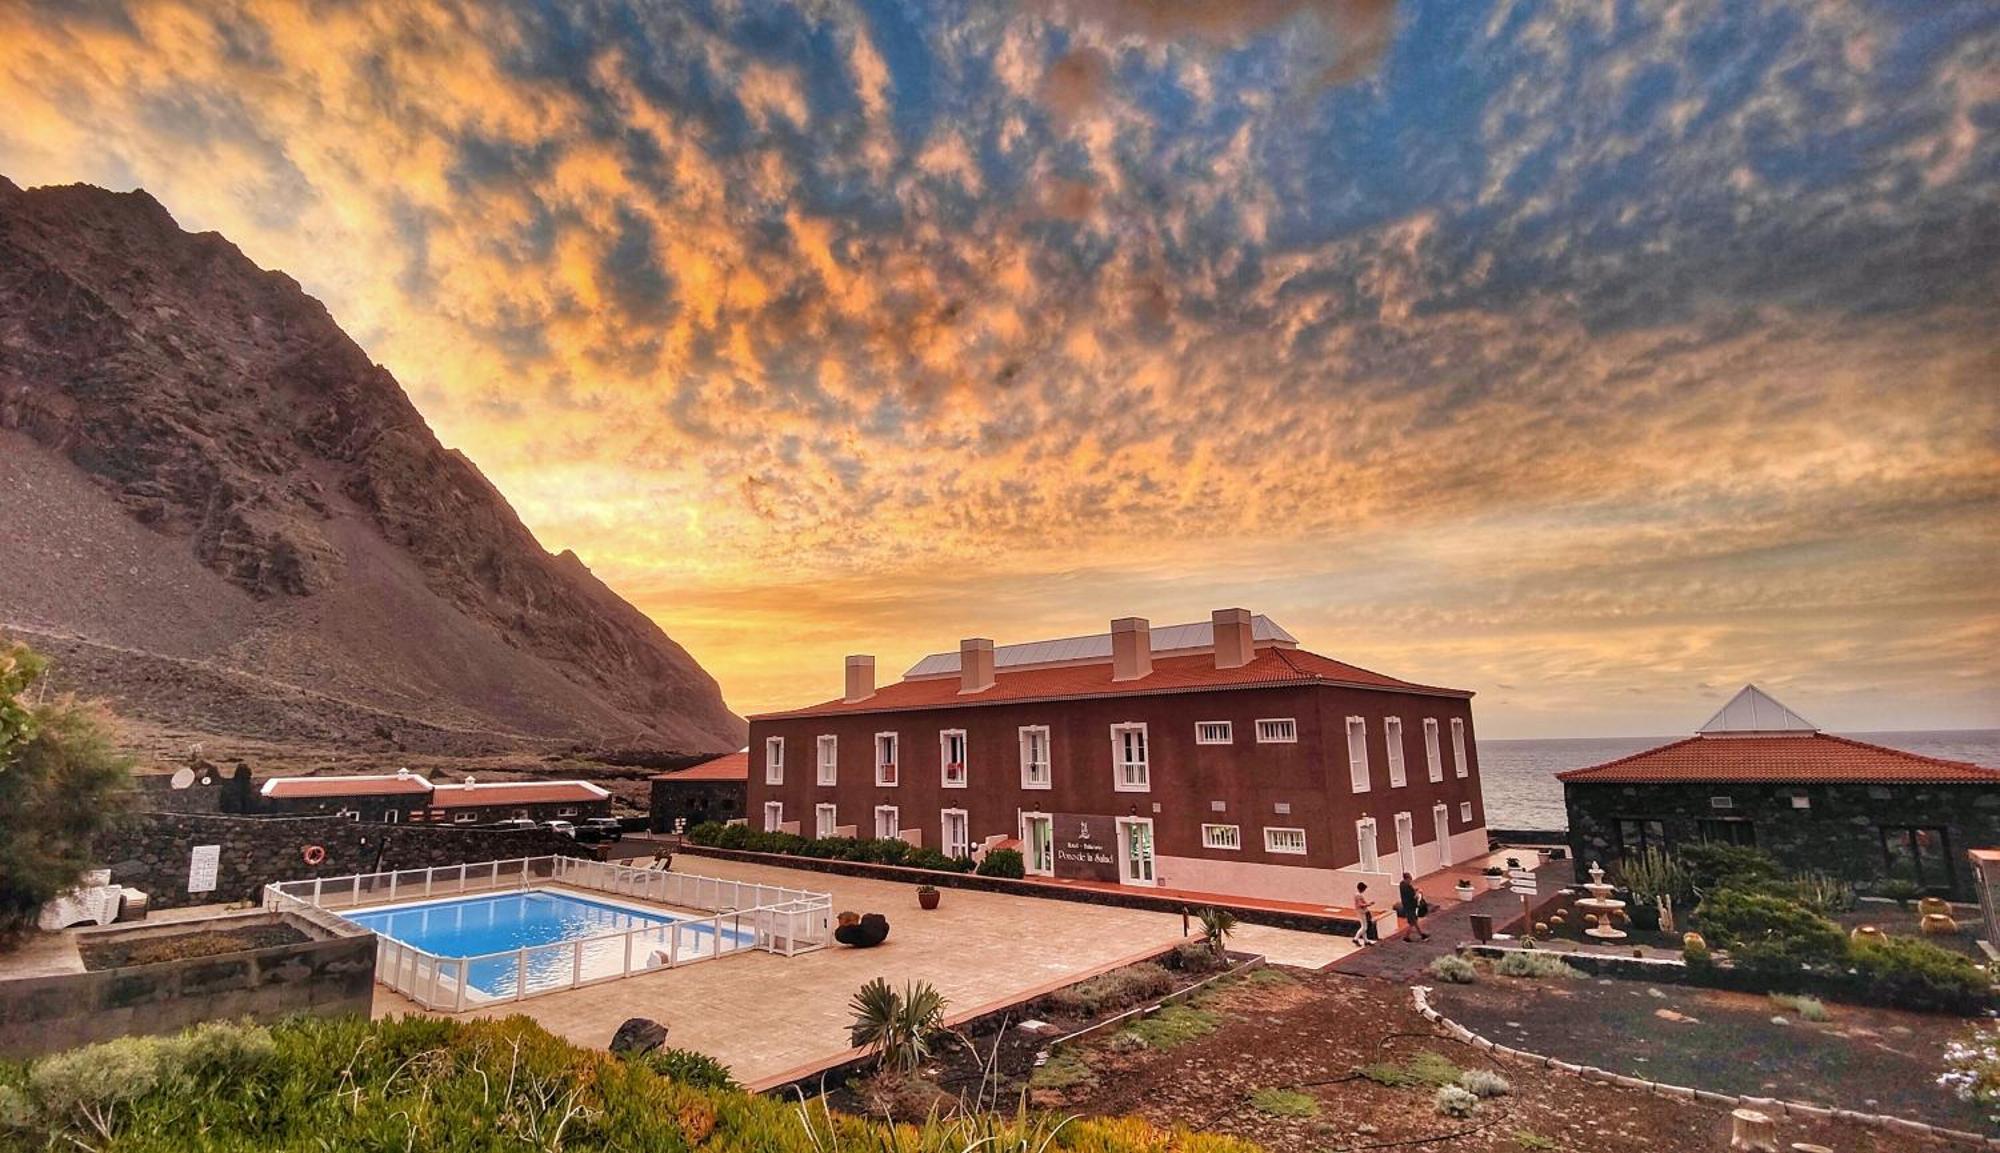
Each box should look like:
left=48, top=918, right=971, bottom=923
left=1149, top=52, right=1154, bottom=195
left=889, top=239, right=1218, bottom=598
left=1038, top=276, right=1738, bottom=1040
left=687, top=820, right=1022, bottom=877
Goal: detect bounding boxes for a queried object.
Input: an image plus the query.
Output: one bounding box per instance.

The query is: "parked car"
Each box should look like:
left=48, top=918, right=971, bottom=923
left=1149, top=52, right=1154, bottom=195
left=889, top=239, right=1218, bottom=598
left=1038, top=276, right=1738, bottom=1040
left=490, top=818, right=538, bottom=832
left=543, top=820, right=578, bottom=838
left=582, top=818, right=624, bottom=842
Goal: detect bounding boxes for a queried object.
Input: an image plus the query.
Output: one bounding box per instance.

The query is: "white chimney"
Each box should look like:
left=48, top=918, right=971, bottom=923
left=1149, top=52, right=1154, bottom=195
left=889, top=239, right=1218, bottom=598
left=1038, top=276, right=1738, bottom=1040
left=959, top=638, right=995, bottom=693
left=1111, top=617, right=1152, bottom=681
left=1212, top=607, right=1254, bottom=669
left=844, top=655, right=876, bottom=703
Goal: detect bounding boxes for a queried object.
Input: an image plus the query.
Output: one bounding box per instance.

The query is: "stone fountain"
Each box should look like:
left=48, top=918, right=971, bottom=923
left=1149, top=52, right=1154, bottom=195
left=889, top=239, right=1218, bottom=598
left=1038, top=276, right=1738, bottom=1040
left=1573, top=861, right=1628, bottom=942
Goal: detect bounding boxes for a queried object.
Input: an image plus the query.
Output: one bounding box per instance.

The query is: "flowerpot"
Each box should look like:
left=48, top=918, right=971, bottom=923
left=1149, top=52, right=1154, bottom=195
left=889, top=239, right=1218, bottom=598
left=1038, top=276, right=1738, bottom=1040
left=1484, top=875, right=1507, bottom=890
left=917, top=890, right=940, bottom=911
left=1455, top=882, right=1475, bottom=898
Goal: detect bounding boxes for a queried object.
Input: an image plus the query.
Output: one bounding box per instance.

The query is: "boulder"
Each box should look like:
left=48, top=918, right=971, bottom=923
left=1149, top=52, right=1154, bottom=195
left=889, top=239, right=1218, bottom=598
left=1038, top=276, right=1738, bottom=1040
left=609, top=1017, right=669, bottom=1058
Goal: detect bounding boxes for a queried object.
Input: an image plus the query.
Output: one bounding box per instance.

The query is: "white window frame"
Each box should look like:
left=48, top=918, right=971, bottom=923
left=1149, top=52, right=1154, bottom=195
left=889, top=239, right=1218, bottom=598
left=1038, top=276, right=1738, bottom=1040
left=557, top=806, right=578, bottom=817
left=817, top=734, right=838, bottom=786
left=453, top=811, right=477, bottom=824
left=1346, top=716, right=1370, bottom=793
left=1451, top=718, right=1469, bottom=778
left=764, top=736, right=784, bottom=785
left=875, top=732, right=899, bottom=786
left=1356, top=816, right=1380, bottom=871
left=1111, top=722, right=1150, bottom=792
left=1201, top=823, right=1242, bottom=851
left=940, top=729, right=968, bottom=788
left=874, top=805, right=900, bottom=839
left=1195, top=721, right=1233, bottom=745
left=815, top=802, right=838, bottom=839
left=1385, top=717, right=1407, bottom=787
left=1460, top=800, right=1473, bottom=822
left=941, top=807, right=970, bottom=859
left=1020, top=811, right=1055, bottom=876
left=1254, top=717, right=1297, bottom=744
left=1019, top=725, right=1052, bottom=790
left=1264, top=826, right=1308, bottom=855
left=1424, top=718, right=1443, bottom=783
left=763, top=801, right=783, bottom=833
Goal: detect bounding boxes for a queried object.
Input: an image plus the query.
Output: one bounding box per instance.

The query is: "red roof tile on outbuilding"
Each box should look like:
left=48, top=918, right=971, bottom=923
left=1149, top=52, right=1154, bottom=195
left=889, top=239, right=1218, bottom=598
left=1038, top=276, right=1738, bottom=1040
left=261, top=774, right=433, bottom=798
left=1555, top=733, right=2000, bottom=786
left=652, top=751, right=748, bottom=782
left=749, top=647, right=1469, bottom=721
left=427, top=781, right=609, bottom=807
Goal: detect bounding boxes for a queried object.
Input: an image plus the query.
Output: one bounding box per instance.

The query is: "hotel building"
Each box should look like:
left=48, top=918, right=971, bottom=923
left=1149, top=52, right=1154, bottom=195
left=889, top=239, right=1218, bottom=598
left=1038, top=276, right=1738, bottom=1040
left=745, top=609, right=1488, bottom=907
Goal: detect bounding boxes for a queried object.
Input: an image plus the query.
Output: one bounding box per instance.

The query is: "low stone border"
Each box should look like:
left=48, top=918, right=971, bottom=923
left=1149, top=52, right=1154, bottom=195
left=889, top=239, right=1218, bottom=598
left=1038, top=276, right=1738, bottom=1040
left=1409, top=984, right=2000, bottom=1149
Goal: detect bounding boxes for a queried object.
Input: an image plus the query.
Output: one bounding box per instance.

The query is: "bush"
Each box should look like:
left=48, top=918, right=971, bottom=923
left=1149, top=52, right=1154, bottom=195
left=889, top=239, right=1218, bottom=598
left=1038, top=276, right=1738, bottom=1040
left=1458, top=1069, right=1511, bottom=1098
left=1043, top=962, right=1177, bottom=1017
left=1427, top=955, right=1478, bottom=984
left=1694, top=888, right=1847, bottom=974
left=1434, top=1084, right=1480, bottom=1118
left=1768, top=993, right=1829, bottom=1022
left=1679, top=842, right=1779, bottom=894
left=1493, top=951, right=1585, bottom=980
left=1848, top=935, right=1993, bottom=1014
left=975, top=848, right=1025, bottom=878
left=643, top=1047, right=737, bottom=1090
left=1360, top=1051, right=1462, bottom=1088
left=1874, top=877, right=1923, bottom=908
left=1790, top=871, right=1858, bottom=917
left=1249, top=1087, right=1319, bottom=1117
left=1172, top=940, right=1229, bottom=974
left=688, top=820, right=726, bottom=846
left=10, top=1020, right=275, bottom=1140
left=1617, top=847, right=1693, bottom=907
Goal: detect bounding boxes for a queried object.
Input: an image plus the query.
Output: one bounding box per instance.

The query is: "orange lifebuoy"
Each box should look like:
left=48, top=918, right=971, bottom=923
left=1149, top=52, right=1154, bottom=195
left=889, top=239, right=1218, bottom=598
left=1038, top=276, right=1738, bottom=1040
left=302, top=844, right=327, bottom=866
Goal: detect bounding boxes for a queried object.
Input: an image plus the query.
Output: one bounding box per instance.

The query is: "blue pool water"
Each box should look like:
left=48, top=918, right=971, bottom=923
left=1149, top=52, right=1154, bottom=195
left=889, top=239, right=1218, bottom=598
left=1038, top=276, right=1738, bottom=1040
left=349, top=890, right=753, bottom=998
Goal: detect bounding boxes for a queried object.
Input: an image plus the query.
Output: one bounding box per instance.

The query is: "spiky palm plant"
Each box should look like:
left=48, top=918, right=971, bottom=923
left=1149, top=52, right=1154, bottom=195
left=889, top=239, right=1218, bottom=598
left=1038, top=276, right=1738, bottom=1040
left=1196, top=906, right=1237, bottom=958
left=847, top=978, right=949, bottom=1073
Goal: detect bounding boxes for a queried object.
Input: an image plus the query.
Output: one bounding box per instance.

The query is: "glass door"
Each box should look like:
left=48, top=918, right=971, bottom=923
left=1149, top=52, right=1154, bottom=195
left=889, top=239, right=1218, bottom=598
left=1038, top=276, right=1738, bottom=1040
left=1022, top=814, right=1055, bottom=876
left=1116, top=818, right=1156, bottom=886
left=1395, top=812, right=1416, bottom=876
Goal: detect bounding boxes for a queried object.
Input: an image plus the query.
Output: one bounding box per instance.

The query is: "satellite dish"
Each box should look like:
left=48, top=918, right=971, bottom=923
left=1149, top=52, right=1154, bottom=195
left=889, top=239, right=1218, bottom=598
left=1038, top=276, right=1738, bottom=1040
left=169, top=768, right=196, bottom=790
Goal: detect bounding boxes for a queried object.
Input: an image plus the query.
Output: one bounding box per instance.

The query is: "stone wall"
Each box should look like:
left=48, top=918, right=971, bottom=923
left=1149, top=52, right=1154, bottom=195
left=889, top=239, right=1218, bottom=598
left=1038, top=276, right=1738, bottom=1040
left=103, top=812, right=587, bottom=909
left=125, top=762, right=254, bottom=814
left=1563, top=780, right=2000, bottom=900
left=649, top=778, right=746, bottom=833
left=0, top=911, right=375, bottom=1059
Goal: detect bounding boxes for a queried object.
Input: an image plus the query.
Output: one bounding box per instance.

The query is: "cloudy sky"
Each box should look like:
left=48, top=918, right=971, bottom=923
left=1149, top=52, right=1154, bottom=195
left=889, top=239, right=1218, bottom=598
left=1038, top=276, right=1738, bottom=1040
left=2, top=0, right=1995, bottom=736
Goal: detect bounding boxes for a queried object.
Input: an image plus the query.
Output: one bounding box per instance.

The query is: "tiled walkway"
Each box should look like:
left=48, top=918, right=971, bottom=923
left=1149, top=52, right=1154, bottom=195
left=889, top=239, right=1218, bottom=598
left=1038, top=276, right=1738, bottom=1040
left=1333, top=859, right=1572, bottom=982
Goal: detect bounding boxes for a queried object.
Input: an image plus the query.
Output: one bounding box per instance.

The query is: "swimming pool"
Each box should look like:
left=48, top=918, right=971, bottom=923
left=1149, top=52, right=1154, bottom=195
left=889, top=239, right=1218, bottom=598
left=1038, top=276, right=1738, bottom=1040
left=348, top=889, right=755, bottom=999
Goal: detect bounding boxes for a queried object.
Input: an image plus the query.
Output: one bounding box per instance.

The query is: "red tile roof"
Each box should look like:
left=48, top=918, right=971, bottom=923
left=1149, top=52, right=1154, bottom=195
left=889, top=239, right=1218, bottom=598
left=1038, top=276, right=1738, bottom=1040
left=750, top=647, right=1470, bottom=721
left=653, top=751, right=749, bottom=782
left=427, top=781, right=609, bottom=807
left=1556, top=733, right=2000, bottom=786
left=261, top=774, right=433, bottom=798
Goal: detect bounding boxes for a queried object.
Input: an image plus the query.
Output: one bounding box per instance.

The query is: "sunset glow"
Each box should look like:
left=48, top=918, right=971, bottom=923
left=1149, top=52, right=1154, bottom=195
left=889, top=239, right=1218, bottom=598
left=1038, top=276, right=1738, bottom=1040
left=3, top=0, right=1994, bottom=733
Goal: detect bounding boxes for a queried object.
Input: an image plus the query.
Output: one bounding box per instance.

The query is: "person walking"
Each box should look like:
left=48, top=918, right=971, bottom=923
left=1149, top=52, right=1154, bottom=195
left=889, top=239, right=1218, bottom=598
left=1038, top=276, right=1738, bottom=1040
left=1352, top=882, right=1377, bottom=947
left=1399, top=872, right=1430, bottom=941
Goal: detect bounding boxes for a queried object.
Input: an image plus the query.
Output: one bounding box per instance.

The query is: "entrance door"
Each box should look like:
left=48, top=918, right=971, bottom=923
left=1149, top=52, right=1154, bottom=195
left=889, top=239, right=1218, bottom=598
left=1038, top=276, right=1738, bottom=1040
left=1356, top=818, right=1380, bottom=872
left=1116, top=817, right=1156, bottom=886
left=1395, top=812, right=1416, bottom=877
left=941, top=809, right=970, bottom=859
left=1433, top=804, right=1452, bottom=867
left=1021, top=813, right=1055, bottom=876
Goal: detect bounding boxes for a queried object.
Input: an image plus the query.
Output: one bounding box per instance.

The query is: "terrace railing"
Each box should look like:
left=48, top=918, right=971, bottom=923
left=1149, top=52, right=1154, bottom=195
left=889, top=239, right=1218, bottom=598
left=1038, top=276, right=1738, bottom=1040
left=263, top=856, right=832, bottom=1012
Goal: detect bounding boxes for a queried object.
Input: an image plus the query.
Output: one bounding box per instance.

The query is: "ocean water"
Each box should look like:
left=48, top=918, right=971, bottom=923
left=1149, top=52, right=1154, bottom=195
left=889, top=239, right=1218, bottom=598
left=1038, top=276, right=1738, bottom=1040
left=1477, top=729, right=2000, bottom=833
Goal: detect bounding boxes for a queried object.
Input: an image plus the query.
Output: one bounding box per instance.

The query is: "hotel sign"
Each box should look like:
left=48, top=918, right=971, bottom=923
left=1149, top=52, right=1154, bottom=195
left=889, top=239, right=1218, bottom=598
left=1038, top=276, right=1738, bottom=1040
left=188, top=844, right=221, bottom=894
left=1051, top=813, right=1118, bottom=882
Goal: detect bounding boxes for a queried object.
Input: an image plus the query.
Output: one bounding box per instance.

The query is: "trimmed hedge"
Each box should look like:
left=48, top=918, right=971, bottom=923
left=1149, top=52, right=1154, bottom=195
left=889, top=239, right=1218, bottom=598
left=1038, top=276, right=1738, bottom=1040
left=688, top=822, right=976, bottom=873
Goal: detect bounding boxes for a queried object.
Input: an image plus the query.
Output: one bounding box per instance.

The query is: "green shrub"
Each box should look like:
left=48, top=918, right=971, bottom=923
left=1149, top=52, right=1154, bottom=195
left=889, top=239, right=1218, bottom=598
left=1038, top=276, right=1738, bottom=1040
left=848, top=978, right=949, bottom=1073
left=1122, top=1004, right=1218, bottom=1049
left=1617, top=847, right=1692, bottom=907
left=713, top=821, right=750, bottom=849
left=1427, top=955, right=1478, bottom=984
left=1873, top=877, right=1923, bottom=907
left=1458, top=1069, right=1511, bottom=1098
left=11, top=1020, right=276, bottom=1140
left=1790, top=871, right=1858, bottom=916
left=874, top=837, right=912, bottom=866
left=1249, top=1087, right=1319, bottom=1117
left=1768, top=993, right=1829, bottom=1022
left=1172, top=940, right=1229, bottom=974
left=687, top=820, right=725, bottom=846
left=1694, top=888, right=1846, bottom=974
left=643, top=1047, right=737, bottom=1090
left=1028, top=1047, right=1097, bottom=1092
left=1848, top=935, right=1992, bottom=1014
left=1493, top=951, right=1585, bottom=980
left=975, top=848, right=1025, bottom=878
left=1679, top=842, right=1779, bottom=894
left=1359, top=1051, right=1462, bottom=1088
left=1043, top=962, right=1177, bottom=1017
left=1434, top=1084, right=1480, bottom=1118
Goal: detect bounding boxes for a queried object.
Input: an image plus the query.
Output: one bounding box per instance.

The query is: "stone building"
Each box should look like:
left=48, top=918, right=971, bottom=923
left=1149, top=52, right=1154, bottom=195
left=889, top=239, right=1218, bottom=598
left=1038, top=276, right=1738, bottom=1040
left=1560, top=686, right=2000, bottom=900
left=650, top=750, right=748, bottom=834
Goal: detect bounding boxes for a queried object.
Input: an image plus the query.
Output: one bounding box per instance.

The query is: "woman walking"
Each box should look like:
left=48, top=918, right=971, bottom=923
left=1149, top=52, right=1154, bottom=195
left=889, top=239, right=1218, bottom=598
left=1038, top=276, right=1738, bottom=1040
left=1399, top=872, right=1430, bottom=941
left=1352, top=882, right=1377, bottom=947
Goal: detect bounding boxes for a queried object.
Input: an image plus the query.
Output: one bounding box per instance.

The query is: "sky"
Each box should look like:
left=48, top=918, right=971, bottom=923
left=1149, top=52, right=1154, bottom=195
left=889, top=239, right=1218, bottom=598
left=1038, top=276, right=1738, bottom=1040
left=1, top=0, right=1996, bottom=737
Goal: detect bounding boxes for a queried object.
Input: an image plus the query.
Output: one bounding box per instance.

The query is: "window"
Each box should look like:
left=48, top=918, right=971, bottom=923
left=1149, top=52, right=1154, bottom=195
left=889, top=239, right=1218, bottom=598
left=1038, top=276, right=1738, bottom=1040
left=874, top=805, right=900, bottom=839
left=1019, top=725, right=1052, bottom=789
left=1201, top=824, right=1242, bottom=851
left=1196, top=721, right=1233, bottom=744
left=764, top=736, right=784, bottom=785
left=875, top=732, right=899, bottom=786
left=1424, top=719, right=1443, bottom=782
left=763, top=801, right=783, bottom=832
left=1709, top=795, right=1733, bottom=810
left=1111, top=723, right=1149, bottom=791
left=1614, top=817, right=1665, bottom=858
left=1346, top=717, right=1370, bottom=793
left=817, top=735, right=838, bottom=786
left=1699, top=818, right=1754, bottom=846
left=1265, top=827, right=1308, bottom=855
left=1384, top=717, right=1407, bottom=787
left=1879, top=826, right=1954, bottom=893
left=941, top=808, right=970, bottom=859
left=815, top=803, right=838, bottom=838
left=1450, top=718, right=1468, bottom=778
left=453, top=811, right=477, bottom=824
left=557, top=807, right=577, bottom=817
left=941, top=729, right=968, bottom=788
left=1459, top=800, right=1472, bottom=822
left=1255, top=718, right=1297, bottom=743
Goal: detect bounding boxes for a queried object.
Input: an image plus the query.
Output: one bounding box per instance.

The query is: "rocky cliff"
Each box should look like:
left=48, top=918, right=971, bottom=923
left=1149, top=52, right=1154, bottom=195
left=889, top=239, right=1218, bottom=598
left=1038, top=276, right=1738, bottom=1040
left=0, top=176, right=744, bottom=763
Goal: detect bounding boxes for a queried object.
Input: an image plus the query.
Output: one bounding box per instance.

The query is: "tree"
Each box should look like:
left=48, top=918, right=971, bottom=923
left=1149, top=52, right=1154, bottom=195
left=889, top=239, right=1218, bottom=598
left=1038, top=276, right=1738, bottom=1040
left=0, top=643, right=134, bottom=935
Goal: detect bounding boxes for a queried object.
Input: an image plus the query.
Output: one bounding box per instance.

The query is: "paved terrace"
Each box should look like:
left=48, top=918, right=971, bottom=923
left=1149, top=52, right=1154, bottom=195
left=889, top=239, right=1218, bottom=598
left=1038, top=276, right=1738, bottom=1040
left=372, top=856, right=1351, bottom=1087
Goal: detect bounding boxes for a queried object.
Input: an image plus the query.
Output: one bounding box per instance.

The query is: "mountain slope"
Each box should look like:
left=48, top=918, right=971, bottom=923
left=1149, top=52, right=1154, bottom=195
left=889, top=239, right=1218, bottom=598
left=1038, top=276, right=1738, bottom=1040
left=0, top=176, right=743, bottom=762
